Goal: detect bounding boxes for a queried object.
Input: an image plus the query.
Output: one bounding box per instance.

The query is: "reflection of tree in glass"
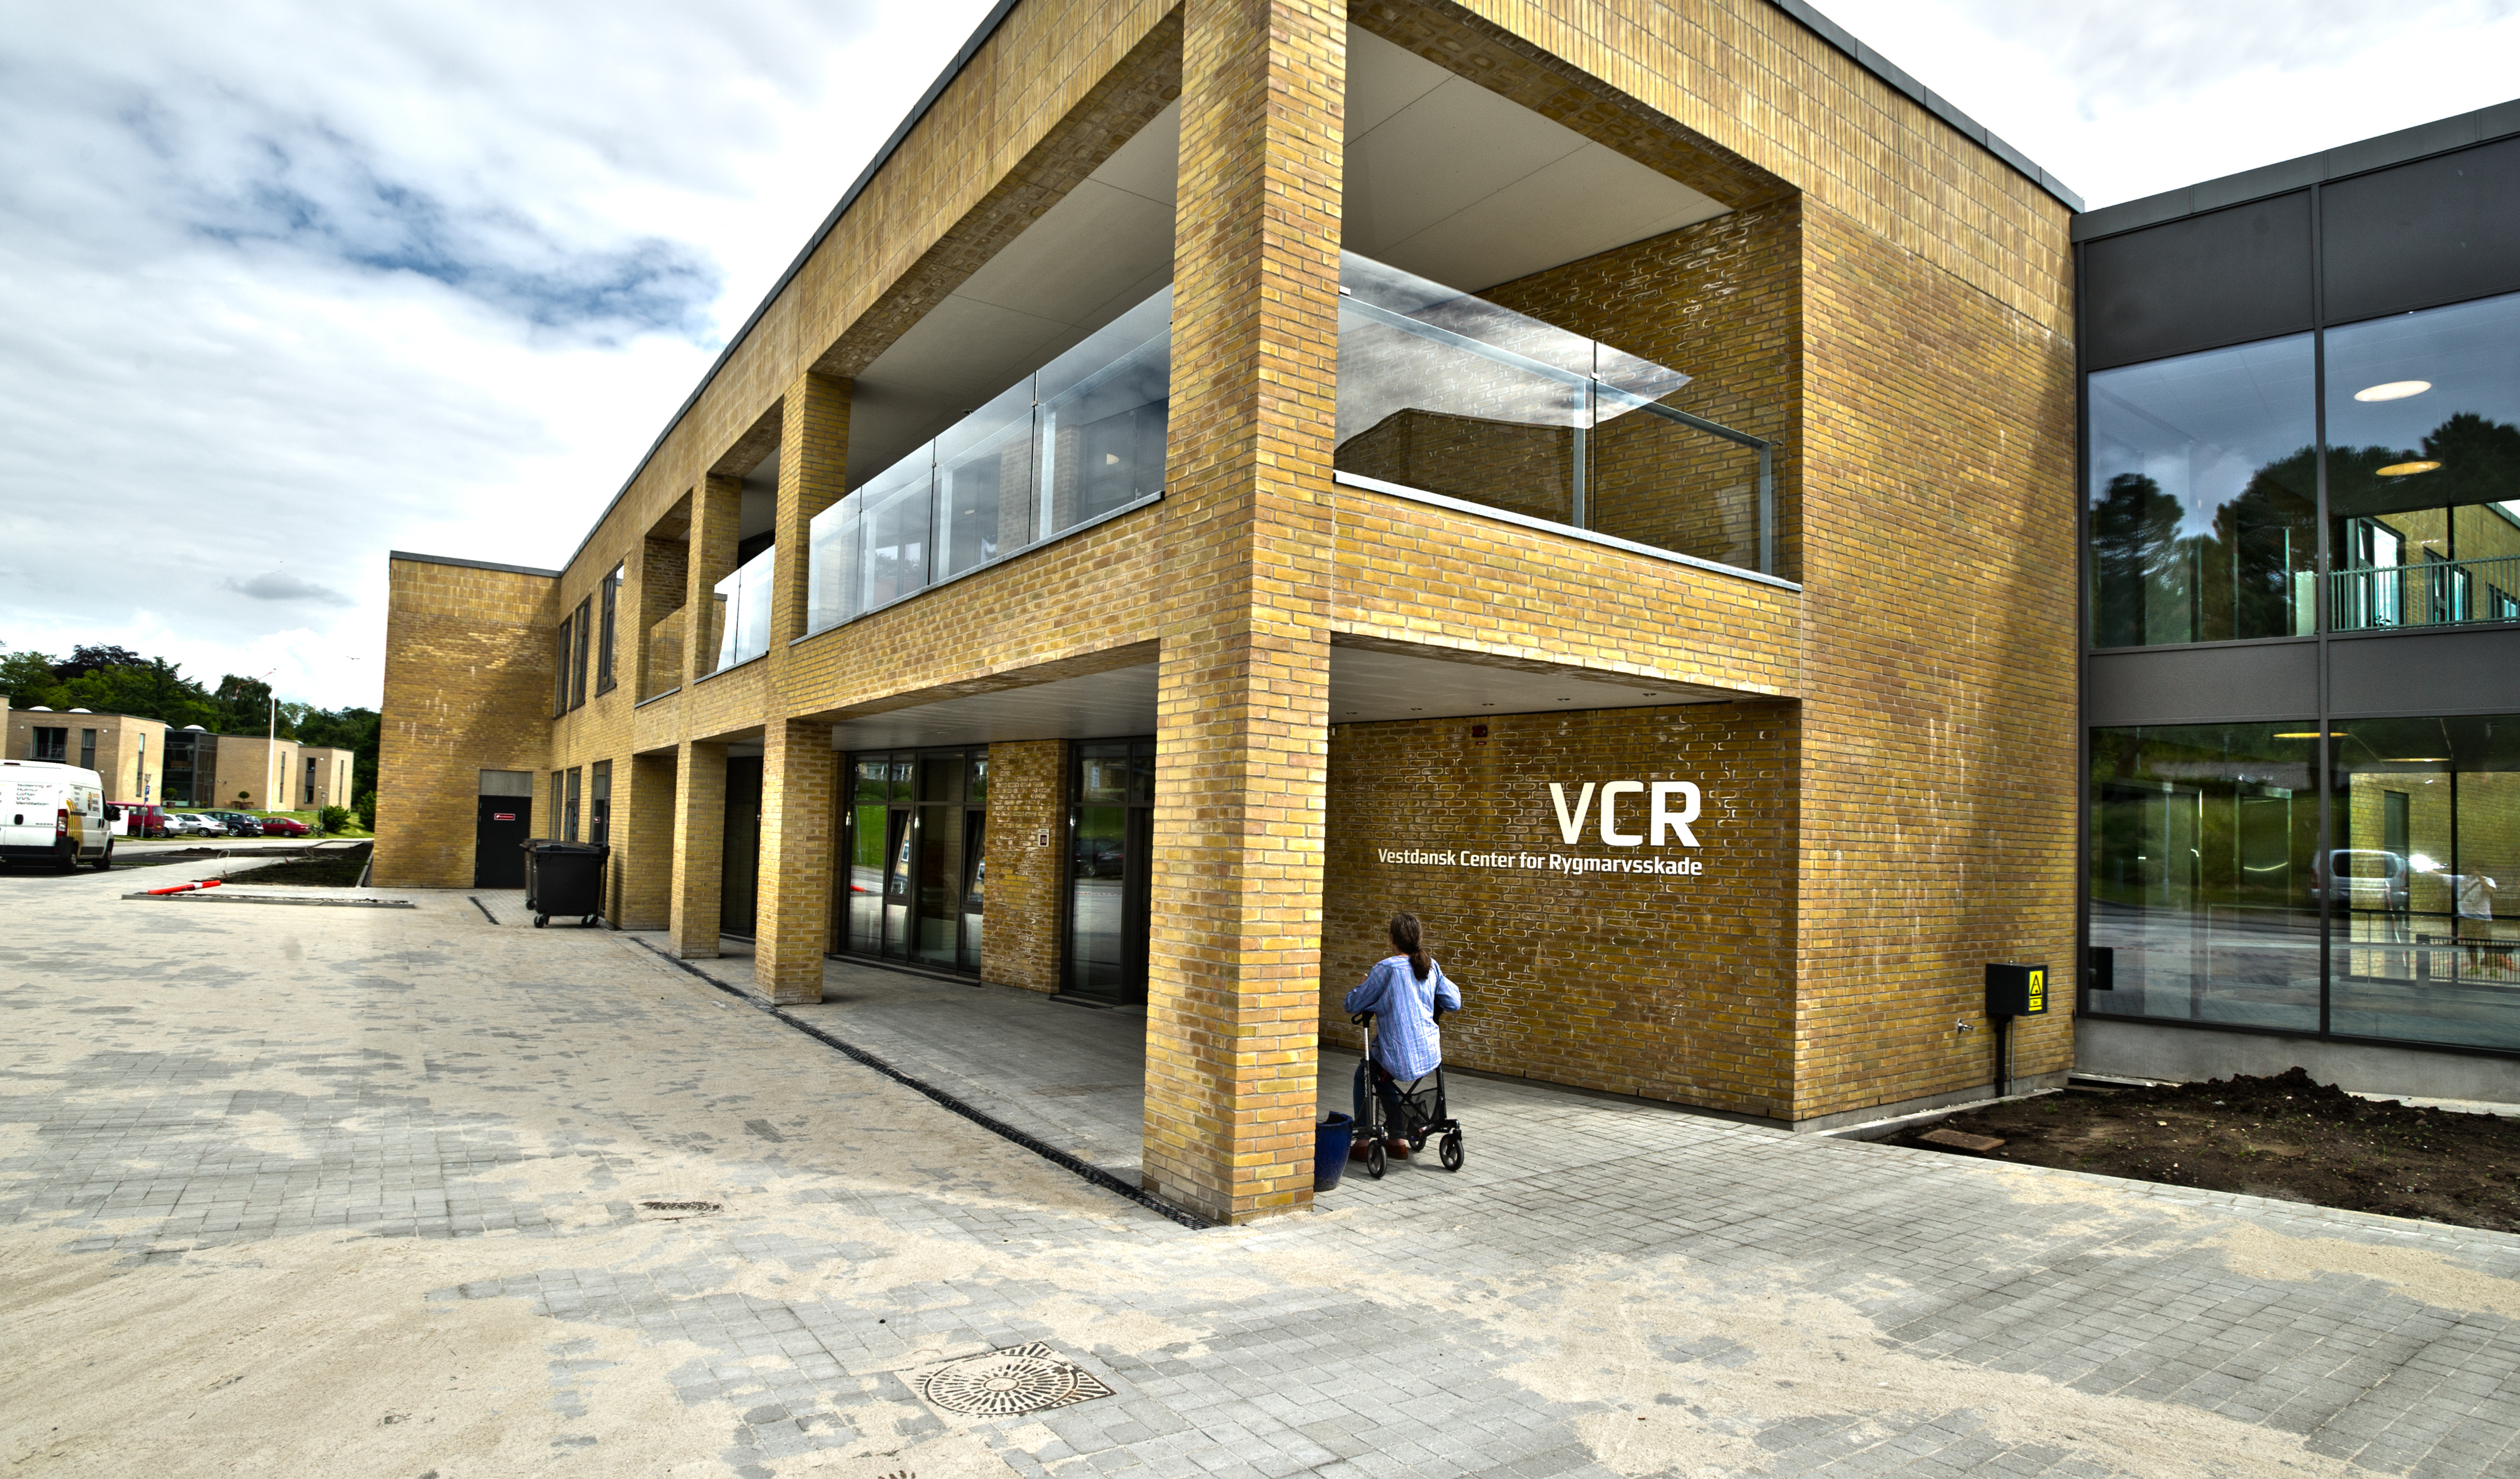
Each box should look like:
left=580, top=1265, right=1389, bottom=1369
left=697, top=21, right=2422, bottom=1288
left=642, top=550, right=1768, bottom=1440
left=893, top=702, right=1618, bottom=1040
left=2089, top=452, right=2314, bottom=646
left=2330, top=413, right=2520, bottom=520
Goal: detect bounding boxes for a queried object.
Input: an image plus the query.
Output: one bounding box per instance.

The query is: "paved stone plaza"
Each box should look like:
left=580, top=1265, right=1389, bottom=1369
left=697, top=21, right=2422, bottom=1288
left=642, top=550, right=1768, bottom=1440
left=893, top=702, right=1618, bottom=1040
left=3, top=866, right=2517, bottom=1478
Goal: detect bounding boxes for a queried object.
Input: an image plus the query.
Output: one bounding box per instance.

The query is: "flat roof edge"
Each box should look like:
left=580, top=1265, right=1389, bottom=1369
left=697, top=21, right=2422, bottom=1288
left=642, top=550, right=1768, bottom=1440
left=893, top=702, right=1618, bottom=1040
left=2074, top=95, right=2520, bottom=242
left=390, top=551, right=563, bottom=579
left=1766, top=0, right=2083, bottom=212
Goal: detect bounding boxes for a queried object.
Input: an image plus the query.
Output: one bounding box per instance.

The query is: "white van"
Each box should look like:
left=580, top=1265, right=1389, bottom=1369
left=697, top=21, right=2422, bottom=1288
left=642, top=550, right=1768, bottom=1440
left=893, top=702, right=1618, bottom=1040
left=1, top=759, right=113, bottom=871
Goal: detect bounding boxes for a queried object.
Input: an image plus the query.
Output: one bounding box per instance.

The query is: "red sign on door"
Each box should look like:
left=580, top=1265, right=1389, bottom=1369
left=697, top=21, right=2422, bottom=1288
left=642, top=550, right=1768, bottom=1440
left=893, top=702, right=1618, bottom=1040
left=492, top=812, right=516, bottom=821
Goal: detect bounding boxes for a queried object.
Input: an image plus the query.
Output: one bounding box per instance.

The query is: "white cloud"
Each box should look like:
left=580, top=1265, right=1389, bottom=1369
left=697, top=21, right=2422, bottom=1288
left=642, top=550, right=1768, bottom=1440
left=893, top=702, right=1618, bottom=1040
left=1810, top=0, right=2520, bottom=206
left=0, top=0, right=997, bottom=710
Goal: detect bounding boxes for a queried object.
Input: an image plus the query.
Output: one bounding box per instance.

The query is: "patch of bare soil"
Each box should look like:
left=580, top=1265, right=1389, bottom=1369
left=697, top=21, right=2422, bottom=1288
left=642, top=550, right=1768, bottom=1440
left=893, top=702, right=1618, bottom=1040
left=1894, top=1068, right=2520, bottom=1233
left=233, top=844, right=371, bottom=888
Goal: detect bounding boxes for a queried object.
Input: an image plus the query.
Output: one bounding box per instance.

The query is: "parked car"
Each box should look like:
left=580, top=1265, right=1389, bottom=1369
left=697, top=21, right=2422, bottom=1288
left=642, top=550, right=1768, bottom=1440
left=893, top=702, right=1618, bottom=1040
left=202, top=811, right=263, bottom=836
left=103, top=802, right=171, bottom=838
left=259, top=816, right=311, bottom=837
left=2312, top=848, right=2409, bottom=913
left=164, top=812, right=224, bottom=838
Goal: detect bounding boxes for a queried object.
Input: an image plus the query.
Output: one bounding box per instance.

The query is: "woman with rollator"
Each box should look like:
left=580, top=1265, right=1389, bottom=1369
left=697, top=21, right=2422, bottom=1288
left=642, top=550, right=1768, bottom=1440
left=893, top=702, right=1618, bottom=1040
left=1344, top=911, right=1462, bottom=1163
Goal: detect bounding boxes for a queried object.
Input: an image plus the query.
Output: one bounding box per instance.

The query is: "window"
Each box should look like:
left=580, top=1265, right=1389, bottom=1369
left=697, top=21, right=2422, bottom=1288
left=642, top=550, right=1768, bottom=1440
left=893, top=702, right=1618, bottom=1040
left=596, top=564, right=622, bottom=694
left=2325, top=292, right=2520, bottom=632
left=709, top=548, right=775, bottom=672
left=588, top=760, right=611, bottom=846
left=304, top=755, right=318, bottom=805
left=840, top=748, right=987, bottom=973
left=564, top=766, right=581, bottom=842
left=570, top=596, right=592, bottom=708
left=2086, top=336, right=2318, bottom=647
left=32, top=727, right=65, bottom=761
left=2086, top=724, right=2320, bottom=1032
left=2326, top=715, right=2520, bottom=1051
left=553, top=612, right=574, bottom=717
left=551, top=771, right=565, bottom=836
left=78, top=729, right=95, bottom=771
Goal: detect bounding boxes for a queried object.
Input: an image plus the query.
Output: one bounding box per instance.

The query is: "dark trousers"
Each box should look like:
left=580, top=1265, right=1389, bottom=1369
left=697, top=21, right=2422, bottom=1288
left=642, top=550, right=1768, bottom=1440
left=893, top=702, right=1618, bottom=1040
left=1352, top=1060, right=1412, bottom=1136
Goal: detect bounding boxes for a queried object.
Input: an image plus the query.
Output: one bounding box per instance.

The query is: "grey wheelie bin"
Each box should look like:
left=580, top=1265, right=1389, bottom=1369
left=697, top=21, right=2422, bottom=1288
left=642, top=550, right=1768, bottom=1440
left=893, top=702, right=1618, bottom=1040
left=521, top=839, right=608, bottom=927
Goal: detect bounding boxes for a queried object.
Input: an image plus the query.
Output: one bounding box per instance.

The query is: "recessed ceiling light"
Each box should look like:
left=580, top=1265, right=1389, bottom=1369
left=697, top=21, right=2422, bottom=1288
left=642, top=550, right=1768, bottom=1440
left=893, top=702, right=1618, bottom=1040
left=2377, top=460, right=2442, bottom=477
left=2355, top=380, right=2430, bottom=402
left=2387, top=756, right=2451, bottom=763
left=2273, top=731, right=2345, bottom=739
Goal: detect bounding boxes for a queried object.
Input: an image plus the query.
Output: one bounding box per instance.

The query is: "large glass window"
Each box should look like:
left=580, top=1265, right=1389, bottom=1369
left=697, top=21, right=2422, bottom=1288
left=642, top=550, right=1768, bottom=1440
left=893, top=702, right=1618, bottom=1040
left=2325, top=292, right=2520, bottom=631
left=2326, top=715, right=2520, bottom=1051
left=2087, top=336, right=2319, bottom=647
left=2086, top=724, right=2321, bottom=1032
left=840, top=747, right=986, bottom=974
left=1066, top=739, right=1155, bottom=1003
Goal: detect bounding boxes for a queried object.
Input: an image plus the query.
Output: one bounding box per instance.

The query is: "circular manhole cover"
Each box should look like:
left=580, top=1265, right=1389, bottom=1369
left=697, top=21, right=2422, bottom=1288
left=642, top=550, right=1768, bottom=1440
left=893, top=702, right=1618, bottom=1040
left=913, top=1342, right=1113, bottom=1416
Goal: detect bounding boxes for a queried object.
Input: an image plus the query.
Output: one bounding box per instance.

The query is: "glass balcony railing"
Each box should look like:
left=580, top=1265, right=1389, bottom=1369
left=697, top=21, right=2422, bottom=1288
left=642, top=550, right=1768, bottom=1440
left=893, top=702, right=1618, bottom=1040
left=802, top=252, right=1778, bottom=636
left=807, top=288, right=1172, bottom=633
left=1333, top=252, right=1774, bottom=577
left=711, top=545, right=774, bottom=672
left=2333, top=553, right=2520, bottom=631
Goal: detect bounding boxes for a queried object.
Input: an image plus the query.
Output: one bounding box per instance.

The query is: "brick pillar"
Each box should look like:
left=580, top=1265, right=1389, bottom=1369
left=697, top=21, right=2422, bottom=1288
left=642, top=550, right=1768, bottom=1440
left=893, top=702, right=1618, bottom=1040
left=616, top=749, right=676, bottom=928
left=669, top=740, right=727, bottom=958
left=773, top=373, right=850, bottom=646
left=1140, top=0, right=1345, bottom=1225
left=755, top=719, right=836, bottom=1002
left=685, top=473, right=742, bottom=685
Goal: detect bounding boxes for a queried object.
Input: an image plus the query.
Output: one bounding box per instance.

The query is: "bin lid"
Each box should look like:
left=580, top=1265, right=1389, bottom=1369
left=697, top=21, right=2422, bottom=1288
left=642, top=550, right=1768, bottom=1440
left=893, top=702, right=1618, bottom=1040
left=520, top=839, right=609, bottom=854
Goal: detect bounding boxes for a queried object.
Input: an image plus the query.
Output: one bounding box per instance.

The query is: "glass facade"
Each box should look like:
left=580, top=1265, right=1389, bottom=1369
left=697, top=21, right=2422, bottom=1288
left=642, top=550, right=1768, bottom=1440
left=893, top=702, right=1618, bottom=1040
left=2086, top=336, right=2318, bottom=646
left=2087, top=724, right=2321, bottom=1032
left=2326, top=716, right=2519, bottom=1050
left=2088, top=718, right=2520, bottom=1052
left=2086, top=289, right=2520, bottom=647
left=806, top=288, right=1173, bottom=633
left=1066, top=739, right=1155, bottom=1003
left=1335, top=252, right=1776, bottom=576
left=841, top=748, right=986, bottom=973
left=2326, top=293, right=2520, bottom=631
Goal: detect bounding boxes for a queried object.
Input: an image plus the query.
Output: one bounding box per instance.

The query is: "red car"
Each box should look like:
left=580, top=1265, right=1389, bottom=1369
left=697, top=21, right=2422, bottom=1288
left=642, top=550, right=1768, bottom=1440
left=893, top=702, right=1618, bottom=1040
left=259, top=817, right=311, bottom=837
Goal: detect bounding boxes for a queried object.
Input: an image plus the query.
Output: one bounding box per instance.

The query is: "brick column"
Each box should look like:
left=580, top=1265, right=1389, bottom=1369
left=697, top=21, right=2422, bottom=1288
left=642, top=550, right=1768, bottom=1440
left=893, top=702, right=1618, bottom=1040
left=615, top=749, right=676, bottom=928
left=1140, top=0, right=1345, bottom=1224
left=773, top=372, right=850, bottom=646
left=755, top=719, right=836, bottom=1002
left=669, top=739, right=727, bottom=958
left=685, top=473, right=742, bottom=685
left=979, top=739, right=1065, bottom=994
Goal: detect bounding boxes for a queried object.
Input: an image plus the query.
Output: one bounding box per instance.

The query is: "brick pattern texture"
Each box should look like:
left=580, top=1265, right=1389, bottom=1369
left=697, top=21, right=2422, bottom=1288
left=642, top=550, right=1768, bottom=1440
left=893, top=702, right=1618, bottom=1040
left=1321, top=702, right=1798, bottom=1118
left=979, top=739, right=1067, bottom=994
left=1141, top=0, right=1347, bottom=1224
left=757, top=719, right=838, bottom=1002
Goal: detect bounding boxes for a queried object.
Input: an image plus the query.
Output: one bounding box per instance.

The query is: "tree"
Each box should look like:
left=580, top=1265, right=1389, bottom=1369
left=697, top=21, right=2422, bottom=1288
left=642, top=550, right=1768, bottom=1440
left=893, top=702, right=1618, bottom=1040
left=212, top=675, right=289, bottom=738
left=61, top=658, right=217, bottom=729
left=52, top=645, right=147, bottom=683
left=0, top=648, right=66, bottom=708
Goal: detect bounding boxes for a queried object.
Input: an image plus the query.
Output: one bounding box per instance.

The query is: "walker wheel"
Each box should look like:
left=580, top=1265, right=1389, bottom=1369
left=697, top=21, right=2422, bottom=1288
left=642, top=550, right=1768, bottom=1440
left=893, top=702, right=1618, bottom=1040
left=1363, top=1138, right=1387, bottom=1179
left=1439, top=1130, right=1464, bottom=1173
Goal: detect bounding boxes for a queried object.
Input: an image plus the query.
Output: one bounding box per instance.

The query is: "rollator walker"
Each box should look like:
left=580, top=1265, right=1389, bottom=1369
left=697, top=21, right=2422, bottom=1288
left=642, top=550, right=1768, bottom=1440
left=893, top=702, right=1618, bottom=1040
left=1351, top=1004, right=1464, bottom=1179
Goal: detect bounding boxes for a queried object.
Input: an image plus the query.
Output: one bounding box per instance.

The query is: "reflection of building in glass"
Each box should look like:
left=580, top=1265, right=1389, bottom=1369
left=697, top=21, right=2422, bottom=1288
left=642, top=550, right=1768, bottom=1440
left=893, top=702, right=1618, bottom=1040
left=2082, top=106, right=2520, bottom=1087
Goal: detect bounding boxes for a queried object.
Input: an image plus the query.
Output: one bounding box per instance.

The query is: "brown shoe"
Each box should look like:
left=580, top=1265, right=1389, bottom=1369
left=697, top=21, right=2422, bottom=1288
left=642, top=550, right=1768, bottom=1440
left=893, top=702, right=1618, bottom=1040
left=1385, top=1138, right=1410, bottom=1160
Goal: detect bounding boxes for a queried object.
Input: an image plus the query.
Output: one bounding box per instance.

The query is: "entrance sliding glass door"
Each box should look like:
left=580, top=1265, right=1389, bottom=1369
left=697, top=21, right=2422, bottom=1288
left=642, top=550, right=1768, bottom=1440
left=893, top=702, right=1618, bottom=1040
left=841, top=747, right=987, bottom=973
left=1066, top=739, right=1154, bottom=1002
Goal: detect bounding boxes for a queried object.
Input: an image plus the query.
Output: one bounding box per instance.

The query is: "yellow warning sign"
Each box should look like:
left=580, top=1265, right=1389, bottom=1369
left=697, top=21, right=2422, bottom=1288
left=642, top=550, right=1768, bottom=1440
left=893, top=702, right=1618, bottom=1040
left=2026, top=968, right=2046, bottom=1013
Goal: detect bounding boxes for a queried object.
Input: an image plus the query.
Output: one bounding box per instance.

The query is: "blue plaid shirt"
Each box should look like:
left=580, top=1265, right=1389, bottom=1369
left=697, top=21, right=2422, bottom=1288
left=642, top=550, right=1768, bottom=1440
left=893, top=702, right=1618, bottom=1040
left=1343, top=955, right=1461, bottom=1081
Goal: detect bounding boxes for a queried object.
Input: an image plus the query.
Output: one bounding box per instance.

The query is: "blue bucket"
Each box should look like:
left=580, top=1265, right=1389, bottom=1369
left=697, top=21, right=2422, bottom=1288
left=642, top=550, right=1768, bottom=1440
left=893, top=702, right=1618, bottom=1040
left=1314, top=1112, right=1355, bottom=1191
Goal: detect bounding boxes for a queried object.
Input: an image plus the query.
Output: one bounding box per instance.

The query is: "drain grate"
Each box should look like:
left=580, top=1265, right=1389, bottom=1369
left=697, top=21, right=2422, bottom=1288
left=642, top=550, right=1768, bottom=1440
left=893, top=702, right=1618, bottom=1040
left=636, top=1199, right=722, bottom=1221
left=910, top=1342, right=1113, bottom=1417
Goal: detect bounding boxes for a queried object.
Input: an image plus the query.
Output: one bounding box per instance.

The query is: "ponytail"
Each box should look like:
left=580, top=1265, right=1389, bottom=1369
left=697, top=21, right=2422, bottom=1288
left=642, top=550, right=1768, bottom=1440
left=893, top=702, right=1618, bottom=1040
left=1388, top=911, right=1431, bottom=982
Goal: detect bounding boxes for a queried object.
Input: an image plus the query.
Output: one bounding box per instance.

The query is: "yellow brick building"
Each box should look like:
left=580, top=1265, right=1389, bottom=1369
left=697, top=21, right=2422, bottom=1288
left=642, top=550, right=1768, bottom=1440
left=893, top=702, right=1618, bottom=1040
left=378, top=0, right=2093, bottom=1222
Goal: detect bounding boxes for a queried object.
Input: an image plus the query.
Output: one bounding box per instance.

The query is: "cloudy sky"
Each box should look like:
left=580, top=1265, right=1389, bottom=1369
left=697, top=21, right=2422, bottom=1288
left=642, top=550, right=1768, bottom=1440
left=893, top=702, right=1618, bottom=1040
left=3, top=0, right=2515, bottom=712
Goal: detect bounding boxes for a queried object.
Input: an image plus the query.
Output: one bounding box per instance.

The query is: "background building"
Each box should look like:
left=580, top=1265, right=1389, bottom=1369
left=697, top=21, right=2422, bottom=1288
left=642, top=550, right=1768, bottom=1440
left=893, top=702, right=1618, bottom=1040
left=2075, top=101, right=2520, bottom=1101
left=6, top=707, right=165, bottom=803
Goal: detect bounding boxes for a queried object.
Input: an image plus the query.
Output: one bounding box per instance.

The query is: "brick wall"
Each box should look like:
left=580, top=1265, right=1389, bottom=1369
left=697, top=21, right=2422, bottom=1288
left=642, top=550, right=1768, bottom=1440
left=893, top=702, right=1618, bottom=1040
left=1321, top=702, right=1798, bottom=1117
left=375, top=557, right=558, bottom=888
left=979, top=739, right=1066, bottom=994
